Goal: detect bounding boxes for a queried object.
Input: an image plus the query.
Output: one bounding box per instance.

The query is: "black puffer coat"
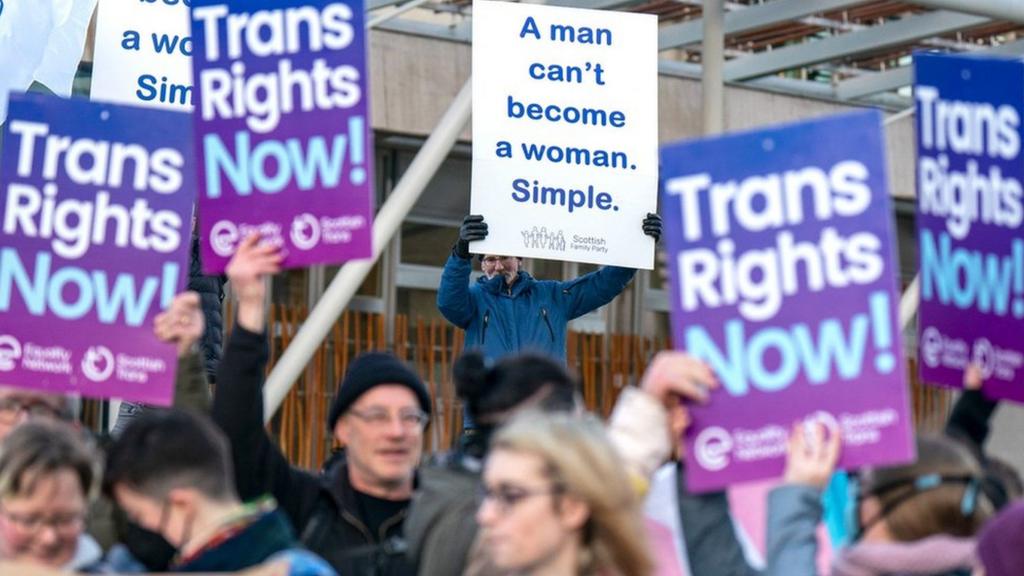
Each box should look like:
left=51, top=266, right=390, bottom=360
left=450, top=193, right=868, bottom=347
left=188, top=231, right=226, bottom=381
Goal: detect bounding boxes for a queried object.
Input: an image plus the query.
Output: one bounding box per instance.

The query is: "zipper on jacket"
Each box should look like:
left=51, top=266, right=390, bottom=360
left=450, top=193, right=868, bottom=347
left=482, top=310, right=490, bottom=344
left=341, top=509, right=375, bottom=544
left=541, top=308, right=555, bottom=341
left=378, top=508, right=408, bottom=543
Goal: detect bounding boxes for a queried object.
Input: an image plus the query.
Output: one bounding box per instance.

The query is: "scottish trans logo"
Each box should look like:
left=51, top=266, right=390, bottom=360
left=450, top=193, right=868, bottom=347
left=81, top=346, right=115, bottom=382
left=291, top=213, right=321, bottom=251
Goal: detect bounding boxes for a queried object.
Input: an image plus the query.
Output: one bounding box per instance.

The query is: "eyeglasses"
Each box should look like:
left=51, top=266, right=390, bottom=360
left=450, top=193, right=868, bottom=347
left=0, top=398, right=63, bottom=424
left=347, top=408, right=429, bottom=429
left=482, top=256, right=517, bottom=265
left=477, top=483, right=565, bottom=515
left=0, top=508, right=85, bottom=535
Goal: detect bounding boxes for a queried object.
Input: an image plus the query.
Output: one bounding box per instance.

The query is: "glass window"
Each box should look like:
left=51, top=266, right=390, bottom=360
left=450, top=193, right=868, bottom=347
left=527, top=258, right=563, bottom=281
left=324, top=261, right=382, bottom=298
left=401, top=222, right=458, bottom=266
left=271, top=269, right=309, bottom=307
left=397, top=288, right=445, bottom=322
left=650, top=252, right=668, bottom=290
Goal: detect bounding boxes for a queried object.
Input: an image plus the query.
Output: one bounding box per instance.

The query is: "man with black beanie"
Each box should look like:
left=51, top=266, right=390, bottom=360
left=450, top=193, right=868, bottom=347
left=212, top=234, right=429, bottom=576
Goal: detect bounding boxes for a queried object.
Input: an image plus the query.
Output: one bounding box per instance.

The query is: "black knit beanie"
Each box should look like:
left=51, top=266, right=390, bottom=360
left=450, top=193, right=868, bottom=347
left=327, top=352, right=431, bottom=430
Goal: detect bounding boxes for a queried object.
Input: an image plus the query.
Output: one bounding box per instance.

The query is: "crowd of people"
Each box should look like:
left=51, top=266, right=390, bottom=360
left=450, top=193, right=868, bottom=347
left=0, top=218, right=1022, bottom=576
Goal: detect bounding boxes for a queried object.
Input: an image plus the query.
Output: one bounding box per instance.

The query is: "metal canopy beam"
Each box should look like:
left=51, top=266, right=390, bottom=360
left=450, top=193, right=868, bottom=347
left=723, top=10, right=988, bottom=81
left=658, top=58, right=911, bottom=109
left=372, top=14, right=908, bottom=108
left=910, top=0, right=1024, bottom=24
left=550, top=0, right=646, bottom=9
left=367, top=0, right=405, bottom=11
left=836, top=37, right=1024, bottom=100
left=837, top=67, right=912, bottom=100
left=659, top=0, right=870, bottom=51
left=375, top=18, right=473, bottom=42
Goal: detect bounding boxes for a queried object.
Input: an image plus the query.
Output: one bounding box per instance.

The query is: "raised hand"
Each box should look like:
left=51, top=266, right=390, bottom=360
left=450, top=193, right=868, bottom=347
left=456, top=214, right=488, bottom=259
left=642, top=212, right=662, bottom=243
left=154, top=291, right=205, bottom=357
left=226, top=234, right=283, bottom=332
left=640, top=350, right=718, bottom=406
left=783, top=421, right=841, bottom=489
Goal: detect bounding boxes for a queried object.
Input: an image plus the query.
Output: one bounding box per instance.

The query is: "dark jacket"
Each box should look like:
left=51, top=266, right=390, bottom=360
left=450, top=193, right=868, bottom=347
left=405, top=450, right=484, bottom=576
left=175, top=506, right=336, bottom=575
left=436, top=252, right=636, bottom=362
left=945, top=389, right=999, bottom=453
left=213, top=326, right=413, bottom=576
left=675, top=464, right=760, bottom=576
left=188, top=231, right=226, bottom=382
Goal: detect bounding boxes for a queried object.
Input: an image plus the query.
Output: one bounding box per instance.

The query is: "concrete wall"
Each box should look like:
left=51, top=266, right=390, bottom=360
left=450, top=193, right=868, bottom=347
left=368, top=30, right=917, bottom=199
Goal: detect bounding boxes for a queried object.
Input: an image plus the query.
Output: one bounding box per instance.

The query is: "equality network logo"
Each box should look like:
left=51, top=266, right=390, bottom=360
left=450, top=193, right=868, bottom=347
left=210, top=221, right=240, bottom=257
left=81, top=346, right=115, bottom=382
left=694, top=412, right=842, bottom=472
left=0, top=335, right=22, bottom=372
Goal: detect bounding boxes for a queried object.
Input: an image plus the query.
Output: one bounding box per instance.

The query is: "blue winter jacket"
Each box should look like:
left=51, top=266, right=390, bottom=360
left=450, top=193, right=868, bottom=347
left=436, top=252, right=636, bottom=362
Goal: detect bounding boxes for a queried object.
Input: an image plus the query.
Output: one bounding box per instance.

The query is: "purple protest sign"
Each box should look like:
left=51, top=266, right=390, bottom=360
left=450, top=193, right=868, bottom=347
left=915, top=53, right=1024, bottom=401
left=660, top=110, right=915, bottom=492
left=0, top=93, right=193, bottom=405
left=190, top=0, right=374, bottom=273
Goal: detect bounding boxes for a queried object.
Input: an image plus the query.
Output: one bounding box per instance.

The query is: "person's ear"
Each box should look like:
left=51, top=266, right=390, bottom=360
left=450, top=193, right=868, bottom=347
left=333, top=417, right=350, bottom=447
left=557, top=494, right=590, bottom=531
left=166, top=487, right=196, bottom=514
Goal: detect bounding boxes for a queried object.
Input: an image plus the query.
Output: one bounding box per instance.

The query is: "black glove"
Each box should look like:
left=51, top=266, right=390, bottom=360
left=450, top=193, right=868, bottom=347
left=643, top=212, right=662, bottom=243
left=455, top=214, right=488, bottom=259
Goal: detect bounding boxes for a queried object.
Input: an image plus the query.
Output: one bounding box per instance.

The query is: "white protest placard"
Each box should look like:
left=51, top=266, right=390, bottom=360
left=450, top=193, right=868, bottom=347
left=90, top=0, right=193, bottom=110
left=471, top=0, right=658, bottom=269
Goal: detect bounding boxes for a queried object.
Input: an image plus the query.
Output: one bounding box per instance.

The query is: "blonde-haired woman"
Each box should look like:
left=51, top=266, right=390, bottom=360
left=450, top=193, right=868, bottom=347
left=477, top=411, right=653, bottom=576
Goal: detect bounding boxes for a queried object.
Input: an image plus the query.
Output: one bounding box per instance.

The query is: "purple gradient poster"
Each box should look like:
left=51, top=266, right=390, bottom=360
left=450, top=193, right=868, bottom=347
left=190, top=0, right=374, bottom=273
left=915, top=53, right=1024, bottom=401
left=660, top=111, right=914, bottom=492
left=0, top=93, right=193, bottom=405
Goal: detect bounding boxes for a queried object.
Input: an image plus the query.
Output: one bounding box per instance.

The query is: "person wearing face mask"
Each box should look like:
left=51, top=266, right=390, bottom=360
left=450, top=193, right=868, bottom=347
left=767, top=426, right=994, bottom=576
left=104, top=408, right=335, bottom=575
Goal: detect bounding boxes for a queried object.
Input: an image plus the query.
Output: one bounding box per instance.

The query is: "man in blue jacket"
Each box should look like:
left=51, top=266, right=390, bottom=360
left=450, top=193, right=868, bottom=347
left=437, top=213, right=661, bottom=363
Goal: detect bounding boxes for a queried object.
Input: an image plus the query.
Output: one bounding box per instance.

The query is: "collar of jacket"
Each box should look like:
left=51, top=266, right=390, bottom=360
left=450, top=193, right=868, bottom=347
left=478, top=271, right=535, bottom=296
left=174, top=507, right=297, bottom=572
left=320, top=458, right=417, bottom=543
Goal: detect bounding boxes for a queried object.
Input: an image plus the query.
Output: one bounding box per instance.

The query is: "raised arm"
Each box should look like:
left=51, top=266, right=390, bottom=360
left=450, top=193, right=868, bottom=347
left=561, top=213, right=660, bottom=319
left=113, top=291, right=210, bottom=436
left=437, top=215, right=486, bottom=328
left=211, top=235, right=321, bottom=524
left=765, top=423, right=841, bottom=576
left=945, top=363, right=999, bottom=450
